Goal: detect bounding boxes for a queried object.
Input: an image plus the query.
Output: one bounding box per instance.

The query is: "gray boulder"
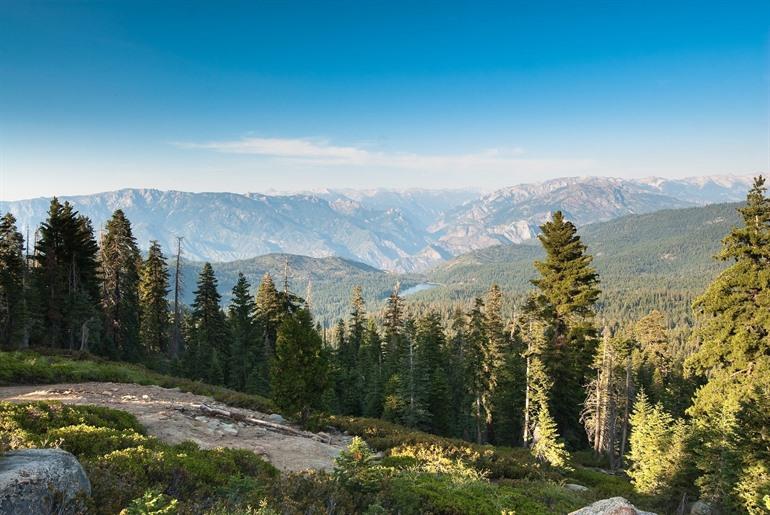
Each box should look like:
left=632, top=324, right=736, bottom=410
left=0, top=449, right=91, bottom=515
left=690, top=500, right=714, bottom=515
left=569, top=496, right=657, bottom=515
left=566, top=483, right=590, bottom=492
left=267, top=413, right=286, bottom=424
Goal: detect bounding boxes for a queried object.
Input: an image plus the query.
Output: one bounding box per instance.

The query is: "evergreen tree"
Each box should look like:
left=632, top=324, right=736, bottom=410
left=100, top=209, right=141, bottom=360
left=465, top=297, right=488, bottom=443
left=383, top=283, right=405, bottom=376
left=270, top=308, right=328, bottom=425
left=345, top=286, right=367, bottom=414
left=530, top=210, right=601, bottom=446
left=482, top=284, right=506, bottom=440
left=685, top=177, right=770, bottom=512
left=447, top=308, right=472, bottom=440
left=415, top=311, right=451, bottom=435
left=0, top=214, right=26, bottom=347
left=34, top=199, right=100, bottom=350
left=626, top=391, right=688, bottom=497
left=359, top=320, right=384, bottom=418
left=254, top=273, right=284, bottom=392
left=330, top=318, right=347, bottom=414
left=491, top=317, right=526, bottom=447
left=185, top=263, right=228, bottom=383
left=138, top=241, right=170, bottom=354
left=531, top=404, right=570, bottom=469
left=227, top=273, right=260, bottom=391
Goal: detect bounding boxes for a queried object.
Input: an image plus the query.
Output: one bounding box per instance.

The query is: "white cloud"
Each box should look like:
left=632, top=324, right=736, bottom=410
left=174, top=136, right=595, bottom=175
left=177, top=137, right=370, bottom=162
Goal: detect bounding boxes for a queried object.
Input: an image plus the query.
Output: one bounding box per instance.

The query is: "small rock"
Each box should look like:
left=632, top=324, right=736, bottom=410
left=194, top=416, right=208, bottom=423
left=220, top=424, right=239, bottom=436
left=100, top=391, right=113, bottom=396
left=0, top=448, right=91, bottom=515
left=566, top=483, right=589, bottom=492
left=690, top=500, right=713, bottom=515
left=569, top=497, right=657, bottom=515
left=267, top=413, right=286, bottom=424
left=141, top=395, right=150, bottom=400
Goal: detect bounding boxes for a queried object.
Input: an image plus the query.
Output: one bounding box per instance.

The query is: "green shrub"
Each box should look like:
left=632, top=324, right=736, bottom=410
left=327, top=415, right=553, bottom=481
left=49, top=424, right=153, bottom=457
left=120, top=489, right=178, bottom=515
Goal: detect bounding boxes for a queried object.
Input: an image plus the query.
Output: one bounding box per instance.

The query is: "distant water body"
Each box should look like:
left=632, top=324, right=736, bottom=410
left=401, top=283, right=438, bottom=296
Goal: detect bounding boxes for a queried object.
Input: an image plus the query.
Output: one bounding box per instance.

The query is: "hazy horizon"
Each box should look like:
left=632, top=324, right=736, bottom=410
left=0, top=172, right=761, bottom=202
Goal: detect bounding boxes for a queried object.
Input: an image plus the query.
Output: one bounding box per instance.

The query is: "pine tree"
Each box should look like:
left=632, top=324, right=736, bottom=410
left=330, top=318, right=348, bottom=414
left=0, top=214, right=26, bottom=347
left=521, top=304, right=566, bottom=461
left=481, top=284, right=507, bottom=441
left=33, top=199, right=100, bottom=350
left=530, top=210, right=600, bottom=446
left=383, top=283, right=405, bottom=376
left=270, top=308, right=328, bottom=425
left=465, top=297, right=488, bottom=443
left=685, top=177, right=770, bottom=511
left=186, top=263, right=228, bottom=383
left=100, top=209, right=141, bottom=360
left=415, top=311, right=451, bottom=435
left=626, top=391, right=687, bottom=497
left=227, top=273, right=260, bottom=391
left=138, top=241, right=170, bottom=354
left=254, top=273, right=284, bottom=392
left=344, top=286, right=366, bottom=414
left=531, top=404, right=570, bottom=469
left=359, top=320, right=384, bottom=418
left=491, top=317, right=526, bottom=447
left=447, top=308, right=473, bottom=440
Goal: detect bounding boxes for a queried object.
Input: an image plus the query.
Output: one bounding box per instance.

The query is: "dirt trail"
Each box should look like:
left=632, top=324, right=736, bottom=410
left=0, top=382, right=351, bottom=472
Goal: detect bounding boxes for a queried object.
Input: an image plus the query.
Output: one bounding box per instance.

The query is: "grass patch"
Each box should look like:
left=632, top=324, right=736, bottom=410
left=0, top=350, right=274, bottom=413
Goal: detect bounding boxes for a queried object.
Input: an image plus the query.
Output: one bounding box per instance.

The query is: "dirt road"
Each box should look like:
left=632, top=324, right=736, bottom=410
left=0, top=382, right=351, bottom=472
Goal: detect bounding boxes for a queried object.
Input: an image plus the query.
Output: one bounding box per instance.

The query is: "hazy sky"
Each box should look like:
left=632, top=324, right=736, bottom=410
left=1, top=1, right=769, bottom=200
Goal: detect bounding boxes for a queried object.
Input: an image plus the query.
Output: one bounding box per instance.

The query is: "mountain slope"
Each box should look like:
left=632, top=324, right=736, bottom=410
left=0, top=189, right=435, bottom=271
left=179, top=253, right=416, bottom=324
left=634, top=175, right=754, bottom=204
left=429, top=177, right=695, bottom=254
left=423, top=202, right=743, bottom=324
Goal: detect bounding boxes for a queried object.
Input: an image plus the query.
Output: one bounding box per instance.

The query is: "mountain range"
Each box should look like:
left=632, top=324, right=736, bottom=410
left=174, top=200, right=743, bottom=326
left=0, top=174, right=754, bottom=272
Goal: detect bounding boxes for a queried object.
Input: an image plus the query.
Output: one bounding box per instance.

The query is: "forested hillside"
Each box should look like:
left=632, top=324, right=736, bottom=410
left=420, top=202, right=742, bottom=328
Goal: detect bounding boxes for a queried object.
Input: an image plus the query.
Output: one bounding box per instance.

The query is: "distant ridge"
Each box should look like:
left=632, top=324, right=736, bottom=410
left=0, top=175, right=752, bottom=271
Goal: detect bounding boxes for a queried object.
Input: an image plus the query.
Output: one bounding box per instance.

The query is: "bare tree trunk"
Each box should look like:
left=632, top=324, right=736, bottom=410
left=476, top=394, right=483, bottom=444
left=170, top=236, right=183, bottom=359
left=523, top=337, right=531, bottom=447
left=619, top=356, right=632, bottom=467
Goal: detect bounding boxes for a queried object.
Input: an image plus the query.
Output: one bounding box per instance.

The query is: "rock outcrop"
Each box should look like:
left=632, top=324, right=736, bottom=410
left=0, top=448, right=91, bottom=515
left=569, top=496, right=657, bottom=515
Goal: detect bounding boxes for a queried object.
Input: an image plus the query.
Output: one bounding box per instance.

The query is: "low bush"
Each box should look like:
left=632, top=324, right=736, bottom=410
left=0, top=401, right=278, bottom=514
left=327, top=415, right=556, bottom=481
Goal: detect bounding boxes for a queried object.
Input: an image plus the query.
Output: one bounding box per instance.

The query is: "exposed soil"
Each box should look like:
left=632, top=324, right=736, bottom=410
left=0, top=382, right=351, bottom=472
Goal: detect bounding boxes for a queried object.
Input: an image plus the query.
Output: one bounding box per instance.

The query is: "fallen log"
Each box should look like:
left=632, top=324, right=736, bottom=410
left=192, top=403, right=315, bottom=439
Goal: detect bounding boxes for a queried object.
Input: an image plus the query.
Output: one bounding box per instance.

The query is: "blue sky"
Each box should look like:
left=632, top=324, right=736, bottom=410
left=1, top=1, right=768, bottom=199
